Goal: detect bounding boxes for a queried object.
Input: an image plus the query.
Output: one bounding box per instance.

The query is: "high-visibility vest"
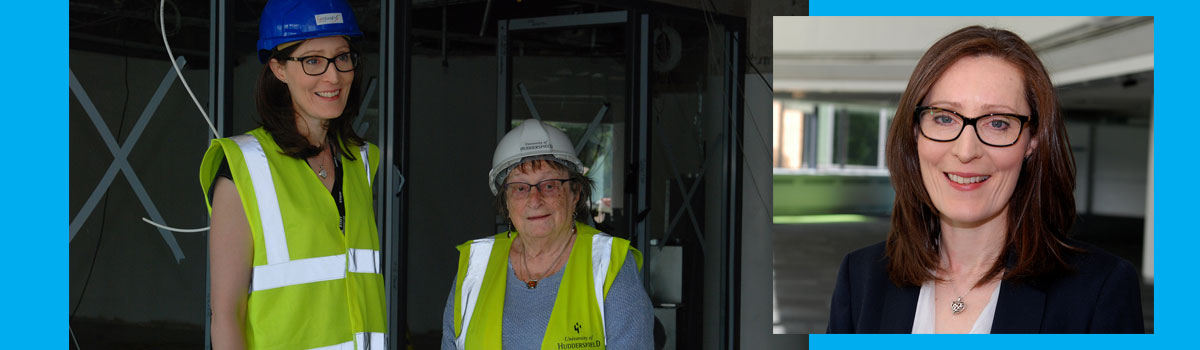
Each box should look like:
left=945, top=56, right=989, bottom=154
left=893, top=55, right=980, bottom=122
left=200, top=127, right=387, bottom=350
left=451, top=222, right=642, bottom=350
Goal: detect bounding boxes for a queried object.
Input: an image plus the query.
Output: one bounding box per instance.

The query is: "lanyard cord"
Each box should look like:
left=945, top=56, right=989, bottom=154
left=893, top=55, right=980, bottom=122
left=331, top=144, right=346, bottom=234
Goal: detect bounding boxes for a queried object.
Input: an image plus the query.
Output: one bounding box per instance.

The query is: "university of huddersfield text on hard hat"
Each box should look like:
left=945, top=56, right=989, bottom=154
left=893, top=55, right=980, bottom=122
left=488, top=119, right=584, bottom=194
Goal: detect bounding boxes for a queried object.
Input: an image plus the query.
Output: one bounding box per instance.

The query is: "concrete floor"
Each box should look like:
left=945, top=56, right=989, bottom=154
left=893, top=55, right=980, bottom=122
left=70, top=319, right=203, bottom=349
left=772, top=215, right=1155, bottom=334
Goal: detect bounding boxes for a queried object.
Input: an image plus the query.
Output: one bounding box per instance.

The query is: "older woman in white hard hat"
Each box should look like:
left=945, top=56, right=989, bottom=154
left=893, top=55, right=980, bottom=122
left=441, top=119, right=654, bottom=349
left=199, top=0, right=386, bottom=349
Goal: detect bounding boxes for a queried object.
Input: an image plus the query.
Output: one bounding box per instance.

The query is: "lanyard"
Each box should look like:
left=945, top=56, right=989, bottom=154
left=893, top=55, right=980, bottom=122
left=331, top=145, right=346, bottom=234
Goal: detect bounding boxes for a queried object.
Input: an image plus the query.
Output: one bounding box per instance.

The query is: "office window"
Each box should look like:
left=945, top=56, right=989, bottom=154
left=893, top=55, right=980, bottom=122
left=773, top=98, right=892, bottom=175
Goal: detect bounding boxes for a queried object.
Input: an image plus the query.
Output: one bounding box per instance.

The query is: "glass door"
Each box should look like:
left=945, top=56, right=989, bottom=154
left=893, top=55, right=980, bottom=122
left=498, top=11, right=630, bottom=237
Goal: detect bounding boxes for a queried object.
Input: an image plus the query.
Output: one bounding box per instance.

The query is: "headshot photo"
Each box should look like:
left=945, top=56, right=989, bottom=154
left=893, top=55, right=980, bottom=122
left=771, top=16, right=1153, bottom=334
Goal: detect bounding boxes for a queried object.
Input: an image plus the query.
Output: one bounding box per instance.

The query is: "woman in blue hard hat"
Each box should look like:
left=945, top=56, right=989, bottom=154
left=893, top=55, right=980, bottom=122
left=200, top=0, right=386, bottom=349
left=440, top=119, right=654, bottom=349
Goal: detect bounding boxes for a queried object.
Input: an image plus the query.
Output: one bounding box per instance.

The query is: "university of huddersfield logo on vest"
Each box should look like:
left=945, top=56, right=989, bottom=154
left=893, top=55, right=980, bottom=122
left=557, top=321, right=602, bottom=350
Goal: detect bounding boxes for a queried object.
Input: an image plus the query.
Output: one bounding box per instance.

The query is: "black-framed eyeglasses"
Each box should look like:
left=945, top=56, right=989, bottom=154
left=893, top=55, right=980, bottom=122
left=503, top=178, right=573, bottom=200
left=285, top=51, right=359, bottom=76
left=914, top=106, right=1031, bottom=147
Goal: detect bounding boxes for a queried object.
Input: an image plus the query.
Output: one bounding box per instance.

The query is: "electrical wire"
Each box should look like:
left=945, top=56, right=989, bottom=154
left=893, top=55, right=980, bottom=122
left=69, top=1, right=125, bottom=30
left=159, top=0, right=219, bottom=139
left=694, top=0, right=774, bottom=217
left=735, top=70, right=775, bottom=161
left=732, top=80, right=775, bottom=217
left=70, top=187, right=110, bottom=320
left=143, top=0, right=213, bottom=233
left=71, top=29, right=134, bottom=323
left=142, top=217, right=210, bottom=232
left=702, top=0, right=772, bottom=92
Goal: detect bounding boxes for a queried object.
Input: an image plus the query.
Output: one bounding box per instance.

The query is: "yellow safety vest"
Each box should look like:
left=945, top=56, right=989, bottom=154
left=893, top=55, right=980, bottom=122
left=200, top=127, right=387, bottom=349
left=451, top=222, right=642, bottom=350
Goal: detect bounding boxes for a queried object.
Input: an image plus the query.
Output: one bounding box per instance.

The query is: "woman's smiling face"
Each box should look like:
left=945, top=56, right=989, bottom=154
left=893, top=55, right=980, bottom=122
left=269, top=36, right=354, bottom=124
left=918, top=55, right=1037, bottom=228
left=504, top=161, right=579, bottom=239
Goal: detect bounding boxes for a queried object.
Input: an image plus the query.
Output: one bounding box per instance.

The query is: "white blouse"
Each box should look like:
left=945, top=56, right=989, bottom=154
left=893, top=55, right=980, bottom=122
left=911, top=280, right=1001, bottom=334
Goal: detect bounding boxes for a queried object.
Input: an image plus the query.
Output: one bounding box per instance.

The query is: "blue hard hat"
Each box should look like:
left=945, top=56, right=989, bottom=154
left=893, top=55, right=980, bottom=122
left=257, top=0, right=364, bottom=63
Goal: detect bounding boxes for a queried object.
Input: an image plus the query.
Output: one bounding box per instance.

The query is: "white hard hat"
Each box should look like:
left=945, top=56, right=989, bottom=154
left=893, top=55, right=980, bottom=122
left=489, top=119, right=583, bottom=195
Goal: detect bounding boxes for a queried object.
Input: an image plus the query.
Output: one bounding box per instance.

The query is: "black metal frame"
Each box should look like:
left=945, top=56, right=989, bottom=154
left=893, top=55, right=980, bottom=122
left=494, top=2, right=746, bottom=349
left=914, top=106, right=1032, bottom=147
left=722, top=27, right=746, bottom=350
left=382, top=1, right=411, bottom=349
left=205, top=1, right=234, bottom=348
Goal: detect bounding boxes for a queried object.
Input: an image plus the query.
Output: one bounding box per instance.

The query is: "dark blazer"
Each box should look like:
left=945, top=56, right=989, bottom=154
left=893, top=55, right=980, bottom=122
left=827, top=241, right=1145, bottom=333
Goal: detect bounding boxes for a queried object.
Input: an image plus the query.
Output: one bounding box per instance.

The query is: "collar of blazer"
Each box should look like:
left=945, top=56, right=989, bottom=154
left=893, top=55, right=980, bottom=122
left=878, top=248, right=1052, bottom=333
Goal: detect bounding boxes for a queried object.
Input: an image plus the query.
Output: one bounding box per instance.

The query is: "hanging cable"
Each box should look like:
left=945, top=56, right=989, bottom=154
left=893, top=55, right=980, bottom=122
left=142, top=217, right=210, bottom=233
left=159, top=0, right=220, bottom=138
left=701, top=0, right=772, bottom=91
left=71, top=24, right=134, bottom=323
left=694, top=0, right=774, bottom=216
left=140, top=0, right=214, bottom=233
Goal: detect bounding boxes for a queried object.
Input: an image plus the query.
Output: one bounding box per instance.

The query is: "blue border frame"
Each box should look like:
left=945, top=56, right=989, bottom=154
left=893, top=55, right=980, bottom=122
left=48, top=1, right=1193, bottom=348
left=21, top=1, right=67, bottom=347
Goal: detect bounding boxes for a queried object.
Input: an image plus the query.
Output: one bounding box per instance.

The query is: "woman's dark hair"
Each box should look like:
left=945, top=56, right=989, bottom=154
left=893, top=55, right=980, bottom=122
left=255, top=38, right=365, bottom=160
left=885, top=26, right=1080, bottom=288
left=494, top=158, right=595, bottom=229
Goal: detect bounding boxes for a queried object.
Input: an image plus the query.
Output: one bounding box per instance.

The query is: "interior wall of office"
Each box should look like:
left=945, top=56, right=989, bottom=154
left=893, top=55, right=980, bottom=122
left=70, top=49, right=214, bottom=326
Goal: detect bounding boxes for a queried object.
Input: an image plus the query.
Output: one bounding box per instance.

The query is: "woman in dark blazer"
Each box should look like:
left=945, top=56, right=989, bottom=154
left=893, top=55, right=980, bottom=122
left=826, top=26, right=1144, bottom=334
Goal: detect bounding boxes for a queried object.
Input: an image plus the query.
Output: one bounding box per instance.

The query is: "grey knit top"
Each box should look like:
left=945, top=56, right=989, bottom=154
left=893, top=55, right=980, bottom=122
left=441, top=251, right=653, bottom=349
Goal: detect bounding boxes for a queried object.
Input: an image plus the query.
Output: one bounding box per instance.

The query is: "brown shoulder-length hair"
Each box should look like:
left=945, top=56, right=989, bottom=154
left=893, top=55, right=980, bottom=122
left=255, top=38, right=365, bottom=160
left=885, top=26, right=1080, bottom=288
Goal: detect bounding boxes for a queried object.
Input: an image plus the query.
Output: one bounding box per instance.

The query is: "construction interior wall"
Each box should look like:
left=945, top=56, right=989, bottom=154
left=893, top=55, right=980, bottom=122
left=70, top=49, right=212, bottom=346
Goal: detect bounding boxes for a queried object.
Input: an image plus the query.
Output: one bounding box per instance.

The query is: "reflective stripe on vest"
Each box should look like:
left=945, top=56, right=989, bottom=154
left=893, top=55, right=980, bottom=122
left=454, top=238, right=495, bottom=349
left=309, top=332, right=387, bottom=350
left=233, top=135, right=382, bottom=292
left=251, top=248, right=382, bottom=292
left=590, top=234, right=614, bottom=327
left=359, top=145, right=371, bottom=186
left=453, top=231, right=618, bottom=349
left=231, top=135, right=289, bottom=264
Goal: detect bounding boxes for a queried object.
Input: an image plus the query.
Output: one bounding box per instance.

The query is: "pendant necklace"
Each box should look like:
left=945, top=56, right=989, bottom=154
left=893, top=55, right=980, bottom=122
left=950, top=286, right=970, bottom=315
left=312, top=143, right=329, bottom=179
left=519, top=229, right=574, bottom=289
left=941, top=238, right=970, bottom=315
left=943, top=248, right=973, bottom=315
left=947, top=273, right=979, bottom=315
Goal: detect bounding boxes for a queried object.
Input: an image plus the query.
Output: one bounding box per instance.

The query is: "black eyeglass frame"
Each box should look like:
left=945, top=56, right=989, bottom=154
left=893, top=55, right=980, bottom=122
left=502, top=178, right=575, bottom=198
left=914, top=106, right=1032, bottom=147
left=284, top=51, right=360, bottom=76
